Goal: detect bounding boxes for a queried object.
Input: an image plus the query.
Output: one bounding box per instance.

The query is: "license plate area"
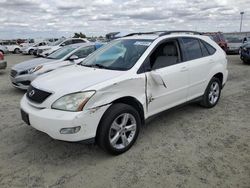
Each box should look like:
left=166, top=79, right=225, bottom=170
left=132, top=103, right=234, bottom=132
left=21, top=109, right=30, bottom=125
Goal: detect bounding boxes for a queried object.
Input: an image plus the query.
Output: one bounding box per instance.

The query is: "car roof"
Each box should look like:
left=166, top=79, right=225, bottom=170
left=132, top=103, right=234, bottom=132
left=122, top=33, right=210, bottom=41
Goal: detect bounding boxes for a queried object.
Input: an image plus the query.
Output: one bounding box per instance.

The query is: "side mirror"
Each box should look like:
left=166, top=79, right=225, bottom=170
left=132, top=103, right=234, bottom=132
left=150, top=70, right=167, bottom=88
left=69, top=55, right=79, bottom=61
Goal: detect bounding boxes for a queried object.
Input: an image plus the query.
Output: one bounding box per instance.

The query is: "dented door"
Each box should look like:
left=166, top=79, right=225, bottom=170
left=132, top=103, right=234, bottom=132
left=146, top=62, right=189, bottom=117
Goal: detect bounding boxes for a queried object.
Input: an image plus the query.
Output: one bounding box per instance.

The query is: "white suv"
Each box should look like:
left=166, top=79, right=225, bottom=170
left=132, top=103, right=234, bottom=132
left=20, top=31, right=228, bottom=155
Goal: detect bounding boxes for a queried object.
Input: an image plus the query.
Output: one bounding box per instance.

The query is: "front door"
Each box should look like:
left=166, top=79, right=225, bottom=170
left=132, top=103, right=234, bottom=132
left=146, top=39, right=189, bottom=117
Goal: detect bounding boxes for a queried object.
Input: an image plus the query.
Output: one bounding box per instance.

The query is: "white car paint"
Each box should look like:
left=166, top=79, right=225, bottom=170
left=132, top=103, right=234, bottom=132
left=20, top=41, right=49, bottom=55
left=20, top=33, right=228, bottom=144
left=11, top=43, right=98, bottom=90
left=36, top=38, right=89, bottom=57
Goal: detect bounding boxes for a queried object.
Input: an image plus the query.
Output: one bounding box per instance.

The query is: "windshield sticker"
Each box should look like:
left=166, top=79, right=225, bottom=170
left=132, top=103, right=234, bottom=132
left=134, top=41, right=152, bottom=46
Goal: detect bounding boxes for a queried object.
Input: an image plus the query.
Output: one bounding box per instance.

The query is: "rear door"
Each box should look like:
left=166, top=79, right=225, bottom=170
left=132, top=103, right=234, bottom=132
left=179, top=37, right=214, bottom=100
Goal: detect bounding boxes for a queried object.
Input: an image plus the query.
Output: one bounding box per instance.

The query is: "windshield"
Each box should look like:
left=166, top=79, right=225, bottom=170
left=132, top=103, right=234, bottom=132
left=46, top=46, right=78, bottom=60
left=80, top=39, right=152, bottom=70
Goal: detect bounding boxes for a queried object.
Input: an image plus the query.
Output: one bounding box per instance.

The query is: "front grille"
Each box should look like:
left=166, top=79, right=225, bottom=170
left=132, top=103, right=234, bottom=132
left=26, top=85, right=52, bottom=104
left=10, top=69, right=18, bottom=77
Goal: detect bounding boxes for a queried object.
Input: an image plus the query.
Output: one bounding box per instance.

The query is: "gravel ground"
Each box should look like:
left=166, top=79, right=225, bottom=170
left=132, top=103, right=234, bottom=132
left=0, top=54, right=249, bottom=188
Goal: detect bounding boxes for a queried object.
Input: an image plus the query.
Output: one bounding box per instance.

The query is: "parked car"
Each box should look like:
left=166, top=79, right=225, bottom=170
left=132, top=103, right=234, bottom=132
left=225, top=37, right=244, bottom=54
left=20, top=41, right=49, bottom=55
left=11, top=43, right=102, bottom=90
left=0, top=45, right=8, bottom=54
left=240, top=42, right=250, bottom=64
left=36, top=38, right=89, bottom=57
left=0, top=51, right=7, bottom=69
left=0, top=41, right=20, bottom=53
left=203, top=32, right=228, bottom=51
left=20, top=31, right=228, bottom=154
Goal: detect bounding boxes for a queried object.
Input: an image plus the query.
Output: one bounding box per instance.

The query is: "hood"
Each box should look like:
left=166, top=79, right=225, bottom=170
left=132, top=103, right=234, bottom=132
left=12, top=58, right=55, bottom=71
left=32, top=65, right=125, bottom=94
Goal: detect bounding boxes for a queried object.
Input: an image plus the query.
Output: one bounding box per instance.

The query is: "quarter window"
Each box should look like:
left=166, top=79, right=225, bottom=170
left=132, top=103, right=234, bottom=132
left=201, top=40, right=216, bottom=55
left=199, top=40, right=210, bottom=57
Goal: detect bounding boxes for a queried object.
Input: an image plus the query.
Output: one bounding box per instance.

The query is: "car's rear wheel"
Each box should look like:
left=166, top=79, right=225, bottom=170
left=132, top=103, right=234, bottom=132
left=28, top=49, right=34, bottom=55
left=14, top=48, right=20, bottom=54
left=97, top=103, right=141, bottom=155
left=200, top=77, right=222, bottom=108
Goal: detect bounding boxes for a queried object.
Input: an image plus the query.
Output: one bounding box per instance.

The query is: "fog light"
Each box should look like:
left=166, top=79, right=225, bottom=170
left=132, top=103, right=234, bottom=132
left=60, top=126, right=81, bottom=134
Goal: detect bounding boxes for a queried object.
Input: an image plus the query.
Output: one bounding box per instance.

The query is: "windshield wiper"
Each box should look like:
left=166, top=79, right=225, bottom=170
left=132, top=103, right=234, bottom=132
left=81, top=64, right=109, bottom=69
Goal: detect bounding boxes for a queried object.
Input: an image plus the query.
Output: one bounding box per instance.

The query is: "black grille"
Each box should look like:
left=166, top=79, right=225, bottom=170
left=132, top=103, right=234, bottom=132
left=10, top=69, right=18, bottom=77
left=26, top=85, right=52, bottom=103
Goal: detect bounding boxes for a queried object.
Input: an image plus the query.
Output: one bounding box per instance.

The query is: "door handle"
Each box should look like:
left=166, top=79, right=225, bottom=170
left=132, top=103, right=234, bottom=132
left=180, top=66, right=188, bottom=72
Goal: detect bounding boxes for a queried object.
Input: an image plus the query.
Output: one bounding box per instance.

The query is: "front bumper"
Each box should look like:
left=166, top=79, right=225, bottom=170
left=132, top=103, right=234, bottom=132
left=10, top=74, right=37, bottom=90
left=20, top=96, right=110, bottom=142
left=240, top=52, right=250, bottom=63
left=226, top=48, right=239, bottom=54
left=0, top=60, right=7, bottom=69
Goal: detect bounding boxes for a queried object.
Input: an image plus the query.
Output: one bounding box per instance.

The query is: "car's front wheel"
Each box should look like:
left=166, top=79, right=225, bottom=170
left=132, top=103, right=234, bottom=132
left=200, top=77, right=222, bottom=108
left=97, top=103, right=141, bottom=155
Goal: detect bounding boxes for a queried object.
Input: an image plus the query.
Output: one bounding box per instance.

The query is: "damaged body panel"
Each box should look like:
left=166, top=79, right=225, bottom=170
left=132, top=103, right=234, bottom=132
left=20, top=33, right=228, bottom=154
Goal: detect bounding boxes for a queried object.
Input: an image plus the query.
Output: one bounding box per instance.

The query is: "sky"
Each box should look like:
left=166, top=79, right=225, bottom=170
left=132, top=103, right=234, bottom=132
left=0, top=0, right=249, bottom=39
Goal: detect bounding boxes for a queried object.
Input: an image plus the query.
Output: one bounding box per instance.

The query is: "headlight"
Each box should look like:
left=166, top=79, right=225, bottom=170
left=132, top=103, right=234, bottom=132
left=51, top=91, right=95, bottom=112
left=27, top=65, right=43, bottom=74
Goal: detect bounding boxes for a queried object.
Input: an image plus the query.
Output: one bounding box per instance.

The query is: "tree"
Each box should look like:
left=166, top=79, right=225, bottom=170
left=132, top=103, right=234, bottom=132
left=73, top=32, right=86, bottom=38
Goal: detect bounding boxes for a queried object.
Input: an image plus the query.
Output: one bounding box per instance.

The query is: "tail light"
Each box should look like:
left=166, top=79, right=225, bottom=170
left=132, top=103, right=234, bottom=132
left=0, top=52, right=3, bottom=61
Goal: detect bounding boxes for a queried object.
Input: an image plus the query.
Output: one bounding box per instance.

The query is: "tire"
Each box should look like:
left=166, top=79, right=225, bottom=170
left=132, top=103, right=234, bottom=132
left=200, top=77, right=222, bottom=108
left=28, top=49, right=34, bottom=55
left=14, top=48, right=20, bottom=54
left=0, top=50, right=4, bottom=54
left=97, top=103, right=141, bottom=155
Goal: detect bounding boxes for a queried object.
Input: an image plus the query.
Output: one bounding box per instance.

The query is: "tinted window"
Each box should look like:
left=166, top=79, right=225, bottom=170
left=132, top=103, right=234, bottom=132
left=73, top=39, right=85, bottom=44
left=182, top=38, right=203, bottom=60
left=46, top=46, right=78, bottom=60
left=150, top=40, right=180, bottom=70
left=73, top=46, right=95, bottom=58
left=199, top=40, right=210, bottom=57
left=201, top=40, right=216, bottom=55
left=63, top=40, right=73, bottom=46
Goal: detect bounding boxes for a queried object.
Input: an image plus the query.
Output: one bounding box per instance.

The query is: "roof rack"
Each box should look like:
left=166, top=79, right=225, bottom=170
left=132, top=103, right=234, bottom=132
left=159, top=30, right=202, bottom=36
left=125, top=31, right=164, bottom=37
left=125, top=30, right=202, bottom=37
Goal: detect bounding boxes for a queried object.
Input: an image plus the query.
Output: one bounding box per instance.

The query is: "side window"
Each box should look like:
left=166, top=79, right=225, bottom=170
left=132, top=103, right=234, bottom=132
left=73, top=39, right=85, bottom=44
left=201, top=40, right=216, bottom=55
left=73, top=46, right=95, bottom=58
left=150, top=40, right=181, bottom=70
left=199, top=40, right=210, bottom=57
left=182, top=38, right=203, bottom=60
left=62, top=40, right=73, bottom=46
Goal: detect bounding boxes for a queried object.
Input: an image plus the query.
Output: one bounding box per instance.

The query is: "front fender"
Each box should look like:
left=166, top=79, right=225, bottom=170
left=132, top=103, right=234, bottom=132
left=85, top=77, right=146, bottom=113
